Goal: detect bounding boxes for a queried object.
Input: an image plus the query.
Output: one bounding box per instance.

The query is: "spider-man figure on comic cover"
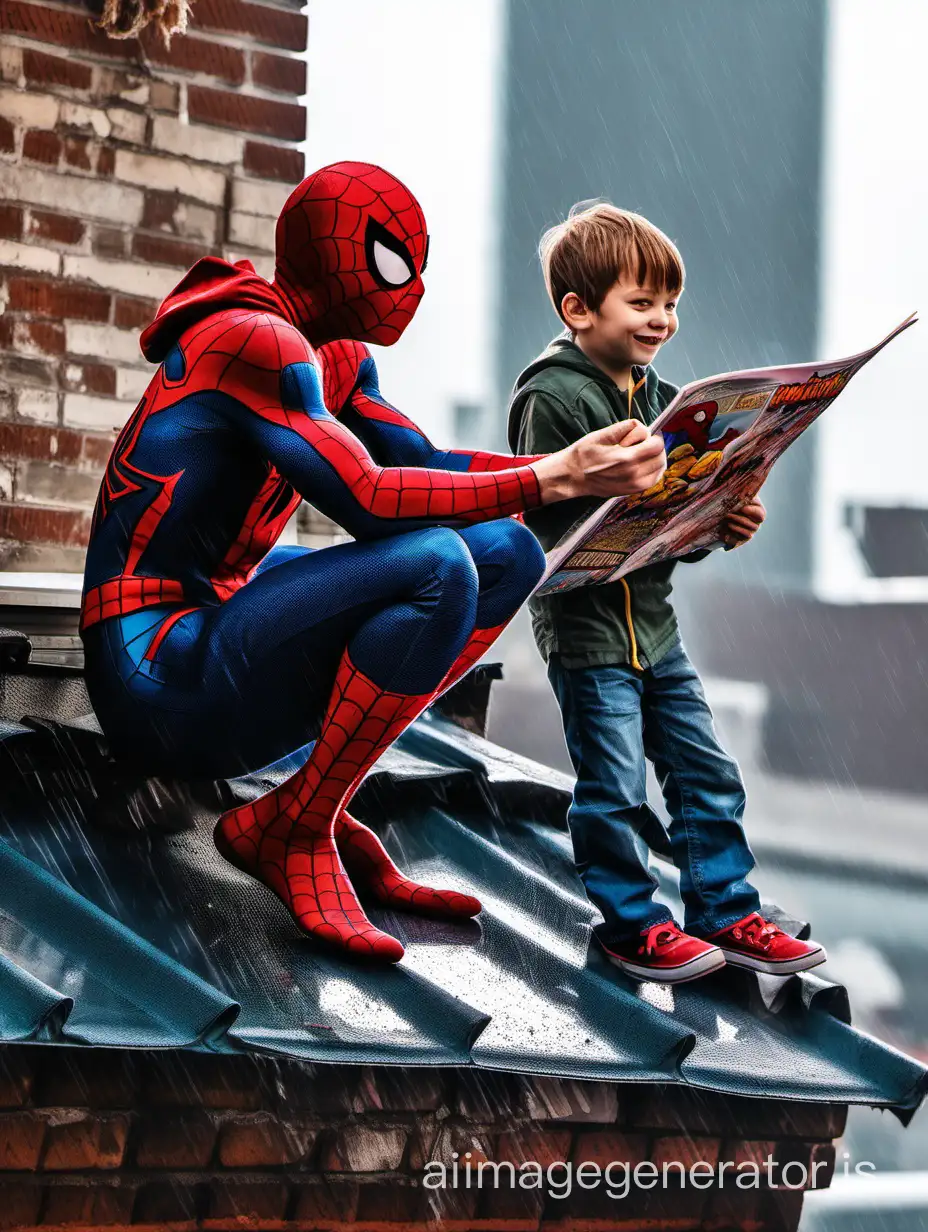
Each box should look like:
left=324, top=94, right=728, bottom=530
left=80, top=161, right=551, bottom=963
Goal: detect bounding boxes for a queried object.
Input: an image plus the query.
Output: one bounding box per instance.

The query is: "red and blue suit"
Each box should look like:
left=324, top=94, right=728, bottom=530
left=80, top=162, right=548, bottom=962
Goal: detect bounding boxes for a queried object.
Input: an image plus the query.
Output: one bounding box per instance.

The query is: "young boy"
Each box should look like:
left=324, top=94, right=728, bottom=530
left=508, top=202, right=826, bottom=983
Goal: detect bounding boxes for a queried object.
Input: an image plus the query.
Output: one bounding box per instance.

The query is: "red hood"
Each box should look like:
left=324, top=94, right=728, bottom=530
left=140, top=257, right=291, bottom=363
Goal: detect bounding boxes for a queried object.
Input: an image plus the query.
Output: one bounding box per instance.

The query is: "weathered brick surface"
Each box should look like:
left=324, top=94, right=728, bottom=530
left=0, top=1111, right=46, bottom=1170
left=252, top=50, right=307, bottom=96
left=322, top=1125, right=409, bottom=1173
left=0, top=1045, right=846, bottom=1231
left=218, top=1114, right=316, bottom=1168
left=195, top=0, right=308, bottom=51
left=207, top=1176, right=290, bottom=1224
left=41, top=1113, right=130, bottom=1170
left=41, top=1179, right=136, bottom=1227
left=0, top=1179, right=42, bottom=1230
left=134, top=1111, right=218, bottom=1169
left=0, top=0, right=310, bottom=564
left=244, top=138, right=304, bottom=183
left=188, top=84, right=306, bottom=140
left=29, top=209, right=85, bottom=246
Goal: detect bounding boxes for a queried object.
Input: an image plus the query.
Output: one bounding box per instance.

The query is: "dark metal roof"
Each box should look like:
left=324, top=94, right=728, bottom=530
left=0, top=665, right=926, bottom=1124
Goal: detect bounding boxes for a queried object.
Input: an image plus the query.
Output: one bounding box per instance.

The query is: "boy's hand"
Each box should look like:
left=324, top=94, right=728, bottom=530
left=533, top=419, right=667, bottom=503
left=722, top=498, right=766, bottom=547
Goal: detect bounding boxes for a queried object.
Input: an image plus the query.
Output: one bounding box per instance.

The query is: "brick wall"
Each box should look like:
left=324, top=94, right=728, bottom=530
left=0, top=0, right=308, bottom=572
left=0, top=1045, right=844, bottom=1231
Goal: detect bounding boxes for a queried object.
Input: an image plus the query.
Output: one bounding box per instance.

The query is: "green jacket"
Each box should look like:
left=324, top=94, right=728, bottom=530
left=508, top=336, right=703, bottom=671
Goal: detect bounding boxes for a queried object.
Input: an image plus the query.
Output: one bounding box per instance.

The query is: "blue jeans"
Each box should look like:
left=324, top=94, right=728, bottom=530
left=547, top=638, right=760, bottom=943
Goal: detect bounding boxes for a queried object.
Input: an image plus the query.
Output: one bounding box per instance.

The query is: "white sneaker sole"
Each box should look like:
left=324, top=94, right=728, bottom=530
left=718, top=944, right=827, bottom=975
left=605, top=945, right=727, bottom=984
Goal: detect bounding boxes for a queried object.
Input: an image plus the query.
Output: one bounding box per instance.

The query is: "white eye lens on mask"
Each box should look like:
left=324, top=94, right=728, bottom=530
left=370, top=239, right=413, bottom=287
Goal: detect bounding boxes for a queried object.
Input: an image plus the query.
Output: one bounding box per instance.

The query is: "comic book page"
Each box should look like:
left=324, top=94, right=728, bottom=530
left=535, top=313, right=917, bottom=596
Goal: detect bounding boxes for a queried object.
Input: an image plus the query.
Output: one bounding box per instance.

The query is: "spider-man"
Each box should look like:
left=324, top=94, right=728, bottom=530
left=80, top=161, right=665, bottom=962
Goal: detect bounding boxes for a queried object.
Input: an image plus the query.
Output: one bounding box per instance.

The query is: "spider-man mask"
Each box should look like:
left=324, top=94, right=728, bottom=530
left=273, top=161, right=429, bottom=348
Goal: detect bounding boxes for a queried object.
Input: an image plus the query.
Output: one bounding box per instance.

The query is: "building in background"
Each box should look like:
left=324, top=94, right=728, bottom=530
left=305, top=0, right=506, bottom=452
left=308, top=0, right=928, bottom=793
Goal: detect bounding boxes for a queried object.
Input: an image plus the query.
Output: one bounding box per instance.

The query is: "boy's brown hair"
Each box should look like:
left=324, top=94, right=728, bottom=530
left=539, top=200, right=684, bottom=324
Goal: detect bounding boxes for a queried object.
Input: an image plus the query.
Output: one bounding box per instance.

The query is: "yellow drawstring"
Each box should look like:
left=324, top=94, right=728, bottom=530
left=621, top=371, right=647, bottom=672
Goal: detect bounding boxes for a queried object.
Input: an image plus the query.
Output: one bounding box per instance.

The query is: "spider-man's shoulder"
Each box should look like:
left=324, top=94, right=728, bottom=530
left=197, top=310, right=314, bottom=372
left=316, top=340, right=374, bottom=413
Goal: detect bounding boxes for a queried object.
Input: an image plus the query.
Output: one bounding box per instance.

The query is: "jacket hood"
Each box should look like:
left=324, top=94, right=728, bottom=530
left=140, top=257, right=290, bottom=363
left=507, top=335, right=657, bottom=451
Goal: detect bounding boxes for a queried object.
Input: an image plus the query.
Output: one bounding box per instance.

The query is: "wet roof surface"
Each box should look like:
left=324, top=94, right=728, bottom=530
left=0, top=693, right=925, bottom=1122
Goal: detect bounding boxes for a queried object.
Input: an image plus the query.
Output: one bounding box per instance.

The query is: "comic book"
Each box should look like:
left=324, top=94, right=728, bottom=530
left=535, top=313, right=918, bottom=596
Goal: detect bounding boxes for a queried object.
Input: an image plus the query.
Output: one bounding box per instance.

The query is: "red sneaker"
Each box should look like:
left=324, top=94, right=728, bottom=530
left=601, top=921, right=726, bottom=983
left=707, top=912, right=826, bottom=975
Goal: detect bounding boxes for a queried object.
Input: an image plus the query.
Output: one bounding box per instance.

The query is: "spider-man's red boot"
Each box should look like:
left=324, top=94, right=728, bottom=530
left=215, top=651, right=430, bottom=962
left=214, top=813, right=402, bottom=960
left=330, top=619, right=509, bottom=919
left=335, top=812, right=481, bottom=918
left=435, top=621, right=506, bottom=693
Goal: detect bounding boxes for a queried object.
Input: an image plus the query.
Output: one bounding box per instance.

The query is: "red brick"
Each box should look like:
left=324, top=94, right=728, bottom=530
left=720, top=1137, right=779, bottom=1171
left=133, top=1180, right=198, bottom=1224
left=496, top=1129, right=572, bottom=1170
left=1, top=426, right=113, bottom=473
left=92, top=226, right=126, bottom=258
left=23, top=47, right=92, bottom=91
left=140, top=27, right=246, bottom=85
left=808, top=1141, right=836, bottom=1189
left=374, top=1068, right=447, bottom=1113
left=8, top=277, right=109, bottom=322
left=571, top=1130, right=649, bottom=1169
left=0, top=1181, right=41, bottom=1229
left=0, top=1052, right=32, bottom=1108
left=282, top=1063, right=381, bottom=1116
left=23, top=129, right=61, bottom=166
left=475, top=1183, right=543, bottom=1228
left=0, top=116, right=16, bottom=154
left=114, top=295, right=157, bottom=331
left=97, top=144, right=115, bottom=177
left=63, top=135, right=92, bottom=171
left=0, top=422, right=86, bottom=466
left=243, top=139, right=304, bottom=183
left=140, top=1051, right=275, bottom=1111
left=352, top=1181, right=419, bottom=1225
left=0, top=318, right=66, bottom=357
left=218, top=1115, right=315, bottom=1168
left=0, top=1, right=134, bottom=62
left=195, top=0, right=308, bottom=51
left=292, top=1178, right=359, bottom=1225
left=188, top=84, right=305, bottom=141
left=251, top=51, right=307, bottom=96
left=0, top=204, right=23, bottom=240
left=132, top=232, right=206, bottom=268
left=0, top=503, right=90, bottom=547
left=29, top=210, right=86, bottom=246
left=652, top=1133, right=721, bottom=1173
left=134, top=1111, right=217, bottom=1169
left=0, top=1111, right=46, bottom=1170
left=41, top=1114, right=129, bottom=1170
left=773, top=1139, right=836, bottom=1191
left=82, top=432, right=118, bottom=467
left=41, top=1182, right=135, bottom=1227
left=61, top=361, right=117, bottom=396
left=208, top=1179, right=289, bottom=1224
left=141, top=189, right=179, bottom=231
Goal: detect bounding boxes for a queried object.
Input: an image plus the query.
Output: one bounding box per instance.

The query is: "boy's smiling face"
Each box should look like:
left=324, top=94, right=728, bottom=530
left=562, top=273, right=682, bottom=382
